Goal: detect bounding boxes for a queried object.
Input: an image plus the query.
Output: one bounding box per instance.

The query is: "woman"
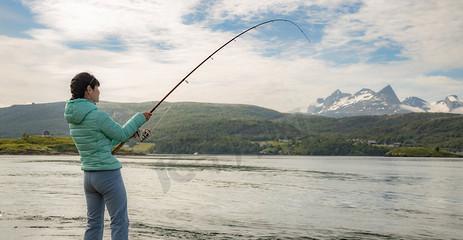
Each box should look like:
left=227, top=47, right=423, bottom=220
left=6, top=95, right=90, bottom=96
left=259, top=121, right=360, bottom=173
left=64, top=72, right=151, bottom=240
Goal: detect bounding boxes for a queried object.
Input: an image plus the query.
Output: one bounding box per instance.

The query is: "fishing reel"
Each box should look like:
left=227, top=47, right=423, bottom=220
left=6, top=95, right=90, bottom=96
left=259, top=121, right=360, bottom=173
left=133, top=128, right=151, bottom=142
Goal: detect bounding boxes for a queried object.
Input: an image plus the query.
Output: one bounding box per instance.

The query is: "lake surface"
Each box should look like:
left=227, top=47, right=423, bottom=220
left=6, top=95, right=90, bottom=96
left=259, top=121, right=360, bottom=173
left=0, top=155, right=462, bottom=239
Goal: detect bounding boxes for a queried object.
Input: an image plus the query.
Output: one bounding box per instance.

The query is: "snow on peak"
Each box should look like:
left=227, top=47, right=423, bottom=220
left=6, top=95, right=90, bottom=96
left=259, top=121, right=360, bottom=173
left=446, top=95, right=459, bottom=102
left=402, top=96, right=430, bottom=110
left=356, top=88, right=375, bottom=95
left=429, top=101, right=450, bottom=112
left=326, top=90, right=377, bottom=111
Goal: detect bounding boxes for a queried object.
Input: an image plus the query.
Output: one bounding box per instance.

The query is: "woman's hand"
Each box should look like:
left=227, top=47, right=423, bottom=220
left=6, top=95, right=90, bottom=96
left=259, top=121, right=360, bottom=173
left=131, top=129, right=151, bottom=141
left=143, top=112, right=152, bottom=121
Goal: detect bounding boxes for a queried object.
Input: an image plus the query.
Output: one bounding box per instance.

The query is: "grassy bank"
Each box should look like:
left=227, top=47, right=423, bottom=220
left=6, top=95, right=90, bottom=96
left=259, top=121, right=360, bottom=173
left=0, top=135, right=461, bottom=157
left=386, top=147, right=461, bottom=158
left=0, top=135, right=77, bottom=154
left=0, top=135, right=151, bottom=155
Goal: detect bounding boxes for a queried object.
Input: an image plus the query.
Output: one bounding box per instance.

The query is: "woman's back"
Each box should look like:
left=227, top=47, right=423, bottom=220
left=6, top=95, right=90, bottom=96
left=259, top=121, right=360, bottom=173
left=64, top=98, right=146, bottom=170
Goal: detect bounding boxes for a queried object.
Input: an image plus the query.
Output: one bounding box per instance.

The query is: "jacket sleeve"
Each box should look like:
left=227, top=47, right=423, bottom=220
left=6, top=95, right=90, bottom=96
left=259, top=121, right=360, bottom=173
left=97, top=111, right=147, bottom=144
left=111, top=139, right=120, bottom=148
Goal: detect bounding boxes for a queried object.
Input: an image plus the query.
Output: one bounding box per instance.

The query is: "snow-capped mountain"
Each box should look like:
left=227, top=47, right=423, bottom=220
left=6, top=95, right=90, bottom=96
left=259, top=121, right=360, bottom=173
left=378, top=85, right=401, bottom=105
left=400, top=97, right=430, bottom=112
left=402, top=97, right=429, bottom=110
left=307, top=85, right=463, bottom=117
left=429, top=95, right=463, bottom=113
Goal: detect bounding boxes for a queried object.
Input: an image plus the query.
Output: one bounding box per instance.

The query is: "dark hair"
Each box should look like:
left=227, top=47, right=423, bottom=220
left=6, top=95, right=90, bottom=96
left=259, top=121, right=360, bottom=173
left=70, top=72, right=100, bottom=100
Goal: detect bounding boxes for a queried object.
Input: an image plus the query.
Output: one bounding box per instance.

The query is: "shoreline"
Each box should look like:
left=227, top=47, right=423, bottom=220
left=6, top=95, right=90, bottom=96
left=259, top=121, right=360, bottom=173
left=1, top=136, right=461, bottom=158
left=0, top=152, right=461, bottom=158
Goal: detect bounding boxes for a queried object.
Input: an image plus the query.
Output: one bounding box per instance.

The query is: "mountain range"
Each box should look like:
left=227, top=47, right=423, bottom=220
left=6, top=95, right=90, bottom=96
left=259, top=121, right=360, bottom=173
left=306, top=85, right=463, bottom=117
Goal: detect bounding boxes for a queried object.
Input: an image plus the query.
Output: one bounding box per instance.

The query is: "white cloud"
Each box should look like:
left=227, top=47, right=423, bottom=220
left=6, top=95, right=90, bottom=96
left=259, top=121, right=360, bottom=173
left=321, top=0, right=463, bottom=69
left=202, top=0, right=360, bottom=23
left=0, top=0, right=462, bottom=111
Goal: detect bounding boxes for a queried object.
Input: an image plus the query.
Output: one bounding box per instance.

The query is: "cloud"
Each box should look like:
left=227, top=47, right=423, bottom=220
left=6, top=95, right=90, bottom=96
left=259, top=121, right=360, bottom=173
left=321, top=0, right=463, bottom=69
left=0, top=0, right=462, bottom=111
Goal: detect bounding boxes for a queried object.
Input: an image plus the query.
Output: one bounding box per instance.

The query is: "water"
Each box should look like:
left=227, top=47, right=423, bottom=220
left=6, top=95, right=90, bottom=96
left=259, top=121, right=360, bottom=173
left=0, top=155, right=462, bottom=239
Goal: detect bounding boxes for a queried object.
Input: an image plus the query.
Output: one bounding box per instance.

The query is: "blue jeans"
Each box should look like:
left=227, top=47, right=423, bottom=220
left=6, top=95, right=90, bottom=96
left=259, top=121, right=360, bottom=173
left=83, top=169, right=129, bottom=240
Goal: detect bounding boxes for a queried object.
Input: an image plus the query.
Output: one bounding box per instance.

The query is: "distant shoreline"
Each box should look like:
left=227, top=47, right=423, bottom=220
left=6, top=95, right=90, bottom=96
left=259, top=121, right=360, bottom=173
left=1, top=152, right=461, bottom=159
left=1, top=135, right=461, bottom=158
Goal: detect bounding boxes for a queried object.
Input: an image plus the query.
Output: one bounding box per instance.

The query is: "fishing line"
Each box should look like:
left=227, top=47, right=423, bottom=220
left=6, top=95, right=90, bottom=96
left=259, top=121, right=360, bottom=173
left=112, top=18, right=311, bottom=154
left=139, top=102, right=175, bottom=144
left=152, top=104, right=174, bottom=130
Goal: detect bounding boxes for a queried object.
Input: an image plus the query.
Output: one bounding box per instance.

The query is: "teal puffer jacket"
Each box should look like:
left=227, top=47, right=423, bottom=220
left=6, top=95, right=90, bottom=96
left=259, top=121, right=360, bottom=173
left=64, top=98, right=146, bottom=171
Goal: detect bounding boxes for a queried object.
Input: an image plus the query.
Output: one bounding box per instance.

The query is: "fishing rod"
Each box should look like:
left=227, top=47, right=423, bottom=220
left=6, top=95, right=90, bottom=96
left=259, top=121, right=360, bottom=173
left=112, top=18, right=310, bottom=154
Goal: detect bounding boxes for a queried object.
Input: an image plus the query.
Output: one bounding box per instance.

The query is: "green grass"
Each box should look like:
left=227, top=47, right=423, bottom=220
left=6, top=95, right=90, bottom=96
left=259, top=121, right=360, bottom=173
left=0, top=135, right=77, bottom=154
left=0, top=135, right=153, bottom=155
left=386, top=147, right=462, bottom=157
left=130, top=143, right=155, bottom=154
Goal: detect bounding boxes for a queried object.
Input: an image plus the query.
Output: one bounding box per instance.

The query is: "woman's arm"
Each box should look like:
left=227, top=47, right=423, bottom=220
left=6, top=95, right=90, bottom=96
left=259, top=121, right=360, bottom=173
left=97, top=111, right=147, bottom=143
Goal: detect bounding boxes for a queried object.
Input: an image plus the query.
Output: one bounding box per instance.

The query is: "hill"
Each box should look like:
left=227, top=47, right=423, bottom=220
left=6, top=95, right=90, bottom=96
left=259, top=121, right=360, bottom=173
left=0, top=101, right=462, bottom=155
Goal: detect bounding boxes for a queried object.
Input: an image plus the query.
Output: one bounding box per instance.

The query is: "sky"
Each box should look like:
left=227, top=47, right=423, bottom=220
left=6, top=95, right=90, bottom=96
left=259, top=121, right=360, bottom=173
left=0, top=0, right=462, bottom=112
